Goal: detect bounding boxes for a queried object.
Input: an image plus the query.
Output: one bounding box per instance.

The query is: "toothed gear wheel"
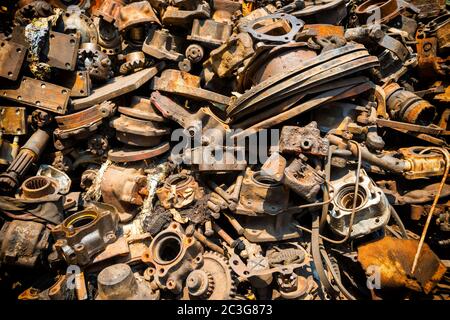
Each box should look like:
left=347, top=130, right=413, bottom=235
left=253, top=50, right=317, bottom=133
left=14, top=1, right=53, bottom=26
left=78, top=43, right=113, bottom=82
left=186, top=270, right=215, bottom=299
left=187, top=251, right=237, bottom=300
left=119, top=52, right=149, bottom=75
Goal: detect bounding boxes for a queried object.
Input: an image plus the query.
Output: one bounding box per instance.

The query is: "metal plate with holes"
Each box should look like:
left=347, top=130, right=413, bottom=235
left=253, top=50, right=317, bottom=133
left=242, top=13, right=304, bottom=43
left=61, top=71, right=91, bottom=97
left=0, top=40, right=26, bottom=81
left=46, top=32, right=80, bottom=71
left=0, top=107, right=27, bottom=135
left=1, top=77, right=71, bottom=114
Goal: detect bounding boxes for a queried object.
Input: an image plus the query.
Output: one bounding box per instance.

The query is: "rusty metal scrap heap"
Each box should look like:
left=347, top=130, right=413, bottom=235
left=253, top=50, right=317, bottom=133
left=0, top=0, right=449, bottom=301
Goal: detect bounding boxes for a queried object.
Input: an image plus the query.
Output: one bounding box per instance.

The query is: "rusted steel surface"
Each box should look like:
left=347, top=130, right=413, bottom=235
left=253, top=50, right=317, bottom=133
left=1, top=77, right=71, bottom=114
left=0, top=0, right=449, bottom=302
left=188, top=19, right=232, bottom=46
left=151, top=69, right=231, bottom=106
left=61, top=71, right=91, bottom=97
left=52, top=202, right=119, bottom=266
left=355, top=0, right=404, bottom=25
left=0, top=39, right=26, bottom=81
left=0, top=107, right=27, bottom=135
left=279, top=122, right=329, bottom=156
left=72, top=64, right=163, bottom=110
left=107, top=143, right=170, bottom=163
left=358, top=236, right=447, bottom=294
left=116, top=1, right=160, bottom=32
left=46, top=32, right=80, bottom=71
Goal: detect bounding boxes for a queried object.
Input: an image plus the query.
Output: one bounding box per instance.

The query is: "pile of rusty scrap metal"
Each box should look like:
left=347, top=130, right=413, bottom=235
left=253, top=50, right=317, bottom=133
left=0, top=0, right=449, bottom=301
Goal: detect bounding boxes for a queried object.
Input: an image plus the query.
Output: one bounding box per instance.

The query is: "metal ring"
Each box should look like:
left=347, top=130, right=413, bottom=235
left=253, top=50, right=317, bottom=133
left=242, top=13, right=304, bottom=43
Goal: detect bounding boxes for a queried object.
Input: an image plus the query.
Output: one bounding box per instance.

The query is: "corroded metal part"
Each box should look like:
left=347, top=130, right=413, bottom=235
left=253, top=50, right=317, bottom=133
left=234, top=213, right=301, bottom=243
left=384, top=83, right=436, bottom=126
left=37, top=164, right=71, bottom=195
left=156, top=173, right=203, bottom=209
left=186, top=44, right=204, bottom=63
left=328, top=169, right=391, bottom=239
left=399, top=146, right=447, bottom=180
left=101, top=165, right=148, bottom=222
left=416, top=26, right=449, bottom=79
left=241, top=13, right=304, bottom=43
left=110, top=114, right=170, bottom=147
left=358, top=236, right=447, bottom=294
left=94, top=17, right=121, bottom=55
left=119, top=51, right=148, bottom=75
left=239, top=43, right=316, bottom=88
left=119, top=96, right=166, bottom=122
left=96, top=263, right=160, bottom=300
left=117, top=1, right=160, bottom=32
left=162, top=2, right=211, bottom=26
left=60, top=70, right=91, bottom=97
left=1, top=77, right=70, bottom=114
left=279, top=122, right=329, bottom=157
left=236, top=168, right=289, bottom=216
left=283, top=158, right=325, bottom=203
left=72, top=64, right=164, bottom=110
left=0, top=129, right=50, bottom=193
left=408, top=0, right=445, bottom=19
left=0, top=220, right=50, bottom=267
left=0, top=107, right=27, bottom=135
left=14, top=0, right=54, bottom=26
left=150, top=90, right=227, bottom=139
left=228, top=43, right=377, bottom=120
left=107, top=143, right=170, bottom=163
left=92, top=0, right=127, bottom=25
left=19, top=176, right=58, bottom=199
left=78, top=42, right=113, bottom=83
left=260, top=152, right=286, bottom=183
left=355, top=0, right=404, bottom=25
left=292, top=0, right=347, bottom=25
left=212, top=0, right=240, bottom=23
left=0, top=39, right=27, bottom=80
left=151, top=69, right=231, bottom=106
left=46, top=31, right=80, bottom=71
left=143, top=28, right=184, bottom=61
left=188, top=19, right=232, bottom=47
left=203, top=32, right=254, bottom=79
left=184, top=251, right=236, bottom=300
left=142, top=222, right=204, bottom=294
left=60, top=6, right=98, bottom=44
left=52, top=202, right=119, bottom=266
left=54, top=101, right=116, bottom=140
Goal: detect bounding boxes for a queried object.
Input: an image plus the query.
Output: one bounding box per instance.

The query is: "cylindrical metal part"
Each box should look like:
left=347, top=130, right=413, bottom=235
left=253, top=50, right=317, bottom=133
left=384, top=83, right=436, bottom=126
left=193, top=230, right=225, bottom=255
left=97, top=264, right=139, bottom=299
left=204, top=220, right=214, bottom=237
left=0, top=129, right=50, bottom=192
left=212, top=222, right=234, bottom=246
left=327, top=134, right=407, bottom=173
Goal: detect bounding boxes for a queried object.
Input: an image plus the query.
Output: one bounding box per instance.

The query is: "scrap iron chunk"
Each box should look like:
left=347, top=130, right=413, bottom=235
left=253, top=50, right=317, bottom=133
left=358, top=236, right=447, bottom=294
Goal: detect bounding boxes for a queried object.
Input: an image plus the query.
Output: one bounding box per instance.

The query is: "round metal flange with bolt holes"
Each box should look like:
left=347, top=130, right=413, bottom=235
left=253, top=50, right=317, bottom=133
left=242, top=13, right=304, bottom=43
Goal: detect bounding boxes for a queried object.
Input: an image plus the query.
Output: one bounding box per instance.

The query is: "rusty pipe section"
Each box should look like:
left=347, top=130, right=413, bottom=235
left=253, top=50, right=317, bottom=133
left=328, top=135, right=447, bottom=179
left=327, top=134, right=407, bottom=173
left=0, top=129, right=50, bottom=193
